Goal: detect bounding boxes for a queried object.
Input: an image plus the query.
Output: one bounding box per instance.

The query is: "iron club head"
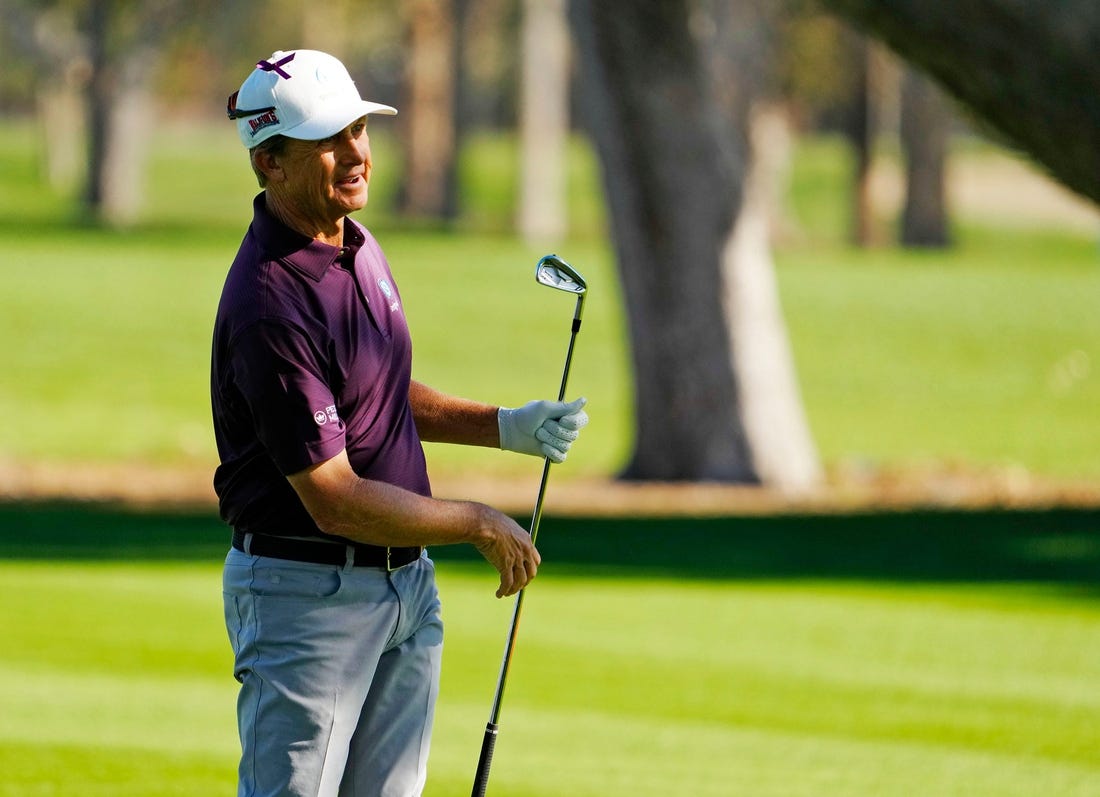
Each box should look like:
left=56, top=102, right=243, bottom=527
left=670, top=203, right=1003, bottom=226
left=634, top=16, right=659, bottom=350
left=535, top=254, right=587, bottom=295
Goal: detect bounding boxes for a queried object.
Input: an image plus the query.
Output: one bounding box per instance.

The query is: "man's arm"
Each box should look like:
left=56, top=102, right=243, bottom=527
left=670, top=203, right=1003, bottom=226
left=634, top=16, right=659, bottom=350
left=409, top=380, right=500, bottom=446
left=286, top=449, right=538, bottom=597
left=410, top=380, right=589, bottom=462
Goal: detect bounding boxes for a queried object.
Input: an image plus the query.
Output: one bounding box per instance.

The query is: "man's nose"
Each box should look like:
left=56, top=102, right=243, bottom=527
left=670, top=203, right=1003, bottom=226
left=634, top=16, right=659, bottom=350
left=339, top=132, right=369, bottom=162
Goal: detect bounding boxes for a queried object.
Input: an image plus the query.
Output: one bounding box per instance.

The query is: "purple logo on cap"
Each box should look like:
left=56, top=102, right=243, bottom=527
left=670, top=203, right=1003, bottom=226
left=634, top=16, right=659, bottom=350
left=257, top=53, right=296, bottom=80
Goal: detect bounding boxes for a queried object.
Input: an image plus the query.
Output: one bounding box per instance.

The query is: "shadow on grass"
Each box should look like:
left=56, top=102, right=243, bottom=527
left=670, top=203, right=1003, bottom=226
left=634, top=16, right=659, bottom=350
left=1, top=500, right=1098, bottom=590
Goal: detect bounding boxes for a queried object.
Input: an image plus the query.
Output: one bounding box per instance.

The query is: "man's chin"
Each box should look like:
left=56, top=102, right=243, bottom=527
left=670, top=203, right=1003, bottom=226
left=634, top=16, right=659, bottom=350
left=336, top=191, right=369, bottom=215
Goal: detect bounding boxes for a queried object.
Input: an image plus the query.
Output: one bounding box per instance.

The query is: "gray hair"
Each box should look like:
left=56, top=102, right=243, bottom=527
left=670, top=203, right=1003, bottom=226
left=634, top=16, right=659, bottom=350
left=249, top=135, right=290, bottom=187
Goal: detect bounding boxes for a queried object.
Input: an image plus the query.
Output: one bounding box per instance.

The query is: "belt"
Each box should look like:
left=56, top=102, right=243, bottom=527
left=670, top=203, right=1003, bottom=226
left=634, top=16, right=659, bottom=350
left=232, top=530, right=421, bottom=571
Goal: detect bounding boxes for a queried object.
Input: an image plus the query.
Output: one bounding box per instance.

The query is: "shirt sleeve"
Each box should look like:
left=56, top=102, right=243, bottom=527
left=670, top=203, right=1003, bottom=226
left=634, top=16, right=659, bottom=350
left=228, top=319, right=348, bottom=475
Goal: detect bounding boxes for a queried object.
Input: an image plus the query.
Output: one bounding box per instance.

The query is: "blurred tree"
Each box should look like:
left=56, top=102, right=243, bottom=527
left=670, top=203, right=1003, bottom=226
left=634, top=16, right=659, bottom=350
left=398, top=0, right=461, bottom=220
left=5, top=0, right=223, bottom=226
left=820, top=0, right=1100, bottom=206
left=517, top=0, right=569, bottom=244
left=570, top=0, right=820, bottom=489
left=780, top=9, right=953, bottom=250
left=457, top=0, right=518, bottom=129
left=85, top=0, right=159, bottom=226
left=777, top=3, right=855, bottom=131
left=899, top=65, right=952, bottom=247
left=301, top=0, right=350, bottom=57
left=0, top=2, right=88, bottom=189
left=844, top=28, right=876, bottom=247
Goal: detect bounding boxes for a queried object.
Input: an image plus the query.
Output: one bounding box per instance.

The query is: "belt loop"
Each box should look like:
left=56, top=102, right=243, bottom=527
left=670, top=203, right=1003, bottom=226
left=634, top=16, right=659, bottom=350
left=343, top=545, right=356, bottom=573
left=243, top=532, right=254, bottom=556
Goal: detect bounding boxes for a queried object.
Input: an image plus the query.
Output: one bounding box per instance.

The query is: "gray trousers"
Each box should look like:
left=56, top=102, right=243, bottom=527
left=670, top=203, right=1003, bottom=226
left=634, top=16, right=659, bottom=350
left=223, top=547, right=443, bottom=797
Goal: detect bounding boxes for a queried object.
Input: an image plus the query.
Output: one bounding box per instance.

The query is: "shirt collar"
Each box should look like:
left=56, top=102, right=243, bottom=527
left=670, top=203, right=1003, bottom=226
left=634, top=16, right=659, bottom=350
left=250, top=193, right=364, bottom=281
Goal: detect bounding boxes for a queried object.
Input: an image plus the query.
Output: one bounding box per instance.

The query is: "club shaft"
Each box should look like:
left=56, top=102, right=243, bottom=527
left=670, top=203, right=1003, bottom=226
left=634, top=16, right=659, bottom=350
left=484, top=318, right=575, bottom=723
left=473, top=294, right=584, bottom=795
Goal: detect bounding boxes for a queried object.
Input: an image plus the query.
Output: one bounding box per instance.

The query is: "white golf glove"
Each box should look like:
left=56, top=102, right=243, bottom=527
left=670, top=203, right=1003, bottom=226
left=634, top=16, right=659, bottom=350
left=499, top=397, right=589, bottom=463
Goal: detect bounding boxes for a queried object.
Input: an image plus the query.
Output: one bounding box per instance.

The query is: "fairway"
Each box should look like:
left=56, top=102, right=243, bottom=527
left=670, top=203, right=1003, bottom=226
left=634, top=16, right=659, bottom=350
left=6, top=12, right=1100, bottom=797
left=2, top=503, right=1099, bottom=796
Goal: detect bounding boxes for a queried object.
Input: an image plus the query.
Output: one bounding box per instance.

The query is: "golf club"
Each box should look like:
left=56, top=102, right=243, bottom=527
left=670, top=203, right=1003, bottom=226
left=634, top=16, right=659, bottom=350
left=471, top=254, right=587, bottom=797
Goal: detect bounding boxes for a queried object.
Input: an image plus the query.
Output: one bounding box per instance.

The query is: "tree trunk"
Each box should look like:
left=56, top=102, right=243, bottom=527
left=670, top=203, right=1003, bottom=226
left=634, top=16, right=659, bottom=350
left=83, top=0, right=165, bottom=227
left=84, top=0, right=111, bottom=216
left=819, top=0, right=1100, bottom=206
left=725, top=104, right=822, bottom=491
left=399, top=0, right=459, bottom=220
left=517, top=0, right=569, bottom=244
left=900, top=66, right=951, bottom=247
left=29, top=5, right=88, bottom=191
left=25, top=0, right=228, bottom=225
left=37, top=80, right=86, bottom=191
left=570, top=0, right=820, bottom=488
left=845, top=30, right=875, bottom=247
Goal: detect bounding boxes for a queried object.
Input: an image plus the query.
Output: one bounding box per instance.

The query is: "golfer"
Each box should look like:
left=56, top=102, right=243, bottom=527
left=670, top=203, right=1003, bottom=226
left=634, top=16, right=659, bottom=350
left=212, top=49, right=588, bottom=797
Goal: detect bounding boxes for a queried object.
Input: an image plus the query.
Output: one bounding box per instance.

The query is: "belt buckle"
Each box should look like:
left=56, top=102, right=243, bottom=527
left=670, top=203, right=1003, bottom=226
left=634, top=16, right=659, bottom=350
left=385, top=546, right=420, bottom=572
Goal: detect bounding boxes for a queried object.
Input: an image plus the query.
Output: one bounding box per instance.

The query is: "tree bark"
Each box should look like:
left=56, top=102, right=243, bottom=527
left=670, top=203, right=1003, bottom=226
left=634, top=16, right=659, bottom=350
left=819, top=0, right=1100, bottom=206
left=570, top=0, right=820, bottom=487
left=900, top=66, right=951, bottom=247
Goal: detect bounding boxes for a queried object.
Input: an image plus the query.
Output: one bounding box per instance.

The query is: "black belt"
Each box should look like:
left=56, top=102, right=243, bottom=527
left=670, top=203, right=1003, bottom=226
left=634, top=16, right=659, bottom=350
left=232, top=530, right=421, bottom=571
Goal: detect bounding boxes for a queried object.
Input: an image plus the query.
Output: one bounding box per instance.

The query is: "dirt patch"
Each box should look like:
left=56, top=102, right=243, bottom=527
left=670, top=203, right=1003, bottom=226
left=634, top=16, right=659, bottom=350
left=2, top=457, right=1098, bottom=516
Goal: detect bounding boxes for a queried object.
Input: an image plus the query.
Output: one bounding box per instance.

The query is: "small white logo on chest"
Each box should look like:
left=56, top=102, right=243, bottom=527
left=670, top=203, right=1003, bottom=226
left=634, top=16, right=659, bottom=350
left=378, top=278, right=401, bottom=313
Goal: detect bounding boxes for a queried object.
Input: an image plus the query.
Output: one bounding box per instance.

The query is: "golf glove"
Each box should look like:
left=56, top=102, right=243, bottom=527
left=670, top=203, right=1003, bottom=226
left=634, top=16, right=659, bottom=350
left=499, top=397, right=589, bottom=463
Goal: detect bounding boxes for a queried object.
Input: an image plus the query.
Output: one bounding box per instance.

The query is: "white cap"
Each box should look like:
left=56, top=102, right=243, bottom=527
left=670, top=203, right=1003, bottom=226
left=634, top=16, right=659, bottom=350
left=228, top=49, right=397, bottom=148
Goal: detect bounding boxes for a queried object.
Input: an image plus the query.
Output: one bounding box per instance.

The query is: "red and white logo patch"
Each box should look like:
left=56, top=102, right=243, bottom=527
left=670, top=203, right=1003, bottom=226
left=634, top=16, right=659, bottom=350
left=248, top=110, right=280, bottom=137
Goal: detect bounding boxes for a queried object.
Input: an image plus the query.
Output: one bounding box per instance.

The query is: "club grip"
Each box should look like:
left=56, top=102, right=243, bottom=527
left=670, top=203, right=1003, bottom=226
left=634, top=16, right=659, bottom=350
left=471, top=722, right=499, bottom=797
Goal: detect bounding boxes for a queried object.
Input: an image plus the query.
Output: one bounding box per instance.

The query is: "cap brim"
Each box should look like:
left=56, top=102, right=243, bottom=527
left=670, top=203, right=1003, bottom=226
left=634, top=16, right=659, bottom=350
left=282, top=100, right=398, bottom=141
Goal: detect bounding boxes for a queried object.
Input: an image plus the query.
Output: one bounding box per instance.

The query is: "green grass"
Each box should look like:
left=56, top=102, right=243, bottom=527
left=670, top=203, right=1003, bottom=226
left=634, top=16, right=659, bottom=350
left=2, top=503, right=1099, bottom=796
left=779, top=238, right=1100, bottom=477
left=2, top=120, right=1100, bottom=481
left=0, top=223, right=630, bottom=474
left=0, top=118, right=629, bottom=478
left=3, top=122, right=1099, bottom=796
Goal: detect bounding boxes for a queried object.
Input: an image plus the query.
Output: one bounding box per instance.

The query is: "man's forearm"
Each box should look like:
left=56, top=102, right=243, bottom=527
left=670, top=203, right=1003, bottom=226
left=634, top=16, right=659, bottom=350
left=286, top=449, right=540, bottom=597
left=409, top=380, right=500, bottom=447
left=288, top=450, right=491, bottom=547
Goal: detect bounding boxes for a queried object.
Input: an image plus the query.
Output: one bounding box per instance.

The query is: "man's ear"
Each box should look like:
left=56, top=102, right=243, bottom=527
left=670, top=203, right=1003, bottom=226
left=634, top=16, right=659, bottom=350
left=253, top=149, right=285, bottom=184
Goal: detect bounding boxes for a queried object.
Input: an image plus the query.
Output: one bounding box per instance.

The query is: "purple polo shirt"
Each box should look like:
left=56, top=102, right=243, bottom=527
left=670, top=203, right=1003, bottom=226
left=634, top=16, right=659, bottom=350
left=210, top=193, right=430, bottom=540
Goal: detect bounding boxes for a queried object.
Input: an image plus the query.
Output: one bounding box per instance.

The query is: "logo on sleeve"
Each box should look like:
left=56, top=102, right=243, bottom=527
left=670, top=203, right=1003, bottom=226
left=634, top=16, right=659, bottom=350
left=314, top=405, right=339, bottom=426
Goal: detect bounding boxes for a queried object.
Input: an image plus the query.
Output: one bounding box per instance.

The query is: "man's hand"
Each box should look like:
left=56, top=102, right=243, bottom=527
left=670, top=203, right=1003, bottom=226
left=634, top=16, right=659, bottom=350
left=470, top=505, right=541, bottom=598
left=498, top=397, right=589, bottom=463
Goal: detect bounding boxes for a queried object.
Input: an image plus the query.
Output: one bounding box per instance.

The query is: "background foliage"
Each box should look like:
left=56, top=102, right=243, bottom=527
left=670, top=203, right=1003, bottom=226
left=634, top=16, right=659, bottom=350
left=2, top=119, right=1099, bottom=488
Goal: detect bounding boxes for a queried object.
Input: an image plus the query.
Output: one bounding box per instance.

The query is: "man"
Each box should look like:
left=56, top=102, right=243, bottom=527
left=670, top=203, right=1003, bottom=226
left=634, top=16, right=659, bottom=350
left=212, top=49, right=588, bottom=797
